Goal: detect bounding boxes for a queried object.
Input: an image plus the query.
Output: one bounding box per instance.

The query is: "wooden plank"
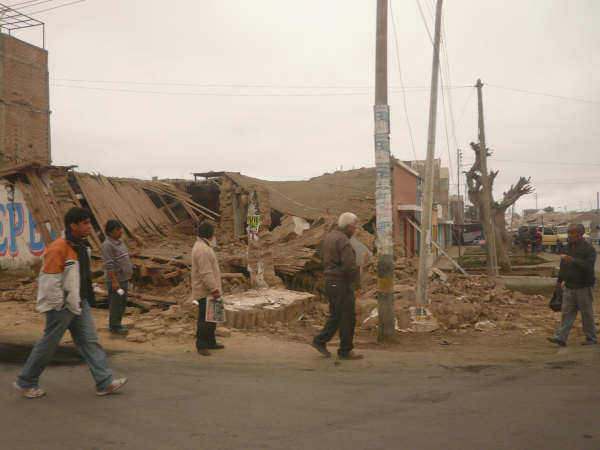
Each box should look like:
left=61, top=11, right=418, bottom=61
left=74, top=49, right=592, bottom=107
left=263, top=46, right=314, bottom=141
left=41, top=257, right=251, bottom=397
left=406, top=217, right=467, bottom=275
left=157, top=194, right=179, bottom=224
left=163, top=269, right=185, bottom=279
left=15, top=179, right=54, bottom=245
left=128, top=292, right=177, bottom=305
left=24, top=170, right=62, bottom=239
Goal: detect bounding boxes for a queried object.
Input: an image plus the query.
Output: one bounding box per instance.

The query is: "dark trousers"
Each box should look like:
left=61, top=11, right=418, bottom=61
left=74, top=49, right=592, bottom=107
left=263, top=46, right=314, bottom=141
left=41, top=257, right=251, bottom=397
left=196, top=298, right=216, bottom=350
left=107, top=280, right=128, bottom=332
left=314, top=280, right=356, bottom=355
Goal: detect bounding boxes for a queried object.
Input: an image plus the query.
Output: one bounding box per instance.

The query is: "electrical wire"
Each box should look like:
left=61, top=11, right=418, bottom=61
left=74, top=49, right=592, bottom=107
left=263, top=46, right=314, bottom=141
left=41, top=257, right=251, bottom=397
left=455, top=88, right=475, bottom=127
left=49, top=83, right=470, bottom=97
left=26, top=0, right=84, bottom=15
left=7, top=0, right=57, bottom=10
left=415, top=0, right=433, bottom=43
left=389, top=0, right=417, bottom=160
left=487, top=84, right=600, bottom=106
left=50, top=77, right=472, bottom=91
left=6, top=0, right=52, bottom=7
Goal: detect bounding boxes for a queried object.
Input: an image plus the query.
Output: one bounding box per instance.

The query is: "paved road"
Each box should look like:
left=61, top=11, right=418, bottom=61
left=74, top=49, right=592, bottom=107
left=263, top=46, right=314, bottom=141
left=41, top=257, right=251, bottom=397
left=1, top=336, right=599, bottom=450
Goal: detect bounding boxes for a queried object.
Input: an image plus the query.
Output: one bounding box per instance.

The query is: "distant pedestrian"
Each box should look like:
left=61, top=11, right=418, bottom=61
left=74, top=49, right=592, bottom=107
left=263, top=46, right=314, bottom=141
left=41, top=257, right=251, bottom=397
left=101, top=220, right=139, bottom=335
left=312, top=212, right=363, bottom=360
left=13, top=207, right=127, bottom=398
left=548, top=224, right=597, bottom=347
left=519, top=229, right=530, bottom=255
left=191, top=222, right=224, bottom=356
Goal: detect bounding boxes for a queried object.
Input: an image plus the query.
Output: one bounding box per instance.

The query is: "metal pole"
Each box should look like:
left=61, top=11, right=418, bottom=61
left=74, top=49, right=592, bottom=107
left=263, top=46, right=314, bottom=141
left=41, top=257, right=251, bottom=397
left=476, top=79, right=499, bottom=276
left=374, top=0, right=394, bottom=341
left=415, top=0, right=443, bottom=314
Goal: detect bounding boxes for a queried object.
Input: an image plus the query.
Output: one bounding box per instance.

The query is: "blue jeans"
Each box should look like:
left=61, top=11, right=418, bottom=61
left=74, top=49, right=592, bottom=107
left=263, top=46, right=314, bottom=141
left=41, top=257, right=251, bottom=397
left=17, top=300, right=113, bottom=392
left=107, top=280, right=128, bottom=331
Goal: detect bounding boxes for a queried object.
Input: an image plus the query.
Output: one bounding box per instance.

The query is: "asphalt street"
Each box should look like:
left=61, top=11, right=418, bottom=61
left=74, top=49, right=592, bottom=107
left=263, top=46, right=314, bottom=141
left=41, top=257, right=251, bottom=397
left=1, top=337, right=599, bottom=450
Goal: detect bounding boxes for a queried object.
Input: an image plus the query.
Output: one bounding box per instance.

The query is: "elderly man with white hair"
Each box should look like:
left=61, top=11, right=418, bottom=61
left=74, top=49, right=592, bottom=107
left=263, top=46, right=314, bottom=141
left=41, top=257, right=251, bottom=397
left=311, top=212, right=363, bottom=360
left=548, top=223, right=598, bottom=347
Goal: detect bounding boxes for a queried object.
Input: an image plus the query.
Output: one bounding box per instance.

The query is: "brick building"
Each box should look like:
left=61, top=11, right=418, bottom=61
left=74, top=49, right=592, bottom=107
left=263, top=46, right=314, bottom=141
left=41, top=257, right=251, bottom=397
left=0, top=33, right=50, bottom=168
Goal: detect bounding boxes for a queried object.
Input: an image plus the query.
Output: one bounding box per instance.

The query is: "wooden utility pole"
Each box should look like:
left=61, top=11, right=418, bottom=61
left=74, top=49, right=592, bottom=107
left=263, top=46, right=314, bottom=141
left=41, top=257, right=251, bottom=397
left=475, top=79, right=499, bottom=276
left=374, top=0, right=394, bottom=341
left=415, top=0, right=443, bottom=316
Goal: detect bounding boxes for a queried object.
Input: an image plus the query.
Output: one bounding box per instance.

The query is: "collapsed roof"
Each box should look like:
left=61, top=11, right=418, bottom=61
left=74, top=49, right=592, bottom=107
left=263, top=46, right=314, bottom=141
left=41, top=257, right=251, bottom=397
left=224, top=168, right=376, bottom=221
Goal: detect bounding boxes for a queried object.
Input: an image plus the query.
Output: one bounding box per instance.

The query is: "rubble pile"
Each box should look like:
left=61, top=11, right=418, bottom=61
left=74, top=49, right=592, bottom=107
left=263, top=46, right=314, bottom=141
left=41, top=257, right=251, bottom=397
left=354, top=272, right=563, bottom=335
left=0, top=276, right=37, bottom=303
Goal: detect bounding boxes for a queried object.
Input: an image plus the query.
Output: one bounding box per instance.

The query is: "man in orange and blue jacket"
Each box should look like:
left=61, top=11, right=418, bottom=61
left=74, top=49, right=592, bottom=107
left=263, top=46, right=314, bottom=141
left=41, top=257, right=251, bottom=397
left=13, top=207, right=128, bottom=398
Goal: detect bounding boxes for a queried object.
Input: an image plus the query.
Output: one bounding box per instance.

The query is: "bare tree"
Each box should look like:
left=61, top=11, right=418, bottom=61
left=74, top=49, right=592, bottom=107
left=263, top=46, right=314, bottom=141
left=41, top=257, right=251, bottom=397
left=465, top=142, right=533, bottom=272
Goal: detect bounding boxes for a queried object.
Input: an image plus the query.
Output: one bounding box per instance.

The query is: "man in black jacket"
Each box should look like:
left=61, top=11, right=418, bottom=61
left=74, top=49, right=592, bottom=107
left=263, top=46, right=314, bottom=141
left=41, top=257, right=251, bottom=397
left=548, top=224, right=598, bottom=346
left=311, top=212, right=363, bottom=360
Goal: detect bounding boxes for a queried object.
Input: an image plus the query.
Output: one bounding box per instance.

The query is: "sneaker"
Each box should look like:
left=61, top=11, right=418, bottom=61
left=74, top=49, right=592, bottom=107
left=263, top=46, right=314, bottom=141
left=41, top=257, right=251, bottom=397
left=311, top=341, right=331, bottom=358
left=13, top=381, right=46, bottom=399
left=96, top=377, right=128, bottom=396
left=547, top=337, right=567, bottom=347
left=197, top=349, right=211, bottom=356
left=582, top=340, right=598, bottom=346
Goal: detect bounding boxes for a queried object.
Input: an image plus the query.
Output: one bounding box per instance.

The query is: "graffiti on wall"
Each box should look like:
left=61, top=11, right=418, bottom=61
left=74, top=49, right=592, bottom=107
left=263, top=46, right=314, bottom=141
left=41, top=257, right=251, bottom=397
left=0, top=184, right=56, bottom=269
left=0, top=202, right=49, bottom=257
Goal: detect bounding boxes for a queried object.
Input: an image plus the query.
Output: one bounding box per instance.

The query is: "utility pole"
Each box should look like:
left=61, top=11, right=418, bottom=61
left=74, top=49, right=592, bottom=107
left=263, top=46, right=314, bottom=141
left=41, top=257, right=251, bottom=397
left=415, top=0, right=443, bottom=319
left=457, top=148, right=462, bottom=257
left=475, top=79, right=499, bottom=276
left=374, top=0, right=394, bottom=341
left=596, top=192, right=599, bottom=211
left=535, top=193, right=538, bottom=210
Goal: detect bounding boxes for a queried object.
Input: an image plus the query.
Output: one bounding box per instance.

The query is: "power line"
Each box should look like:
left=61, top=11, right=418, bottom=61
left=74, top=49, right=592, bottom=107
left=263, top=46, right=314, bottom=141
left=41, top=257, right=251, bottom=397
left=7, top=0, right=57, bottom=10
left=389, top=0, right=417, bottom=160
left=415, top=0, right=433, bottom=43
left=49, top=83, right=470, bottom=97
left=455, top=88, right=475, bottom=126
left=487, top=84, right=600, bottom=106
left=50, top=77, right=472, bottom=90
left=26, top=0, right=85, bottom=15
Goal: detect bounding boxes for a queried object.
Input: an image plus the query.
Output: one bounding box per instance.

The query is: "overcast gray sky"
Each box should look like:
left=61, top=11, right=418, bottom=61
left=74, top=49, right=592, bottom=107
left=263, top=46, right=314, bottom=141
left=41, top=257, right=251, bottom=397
left=12, top=0, right=600, bottom=214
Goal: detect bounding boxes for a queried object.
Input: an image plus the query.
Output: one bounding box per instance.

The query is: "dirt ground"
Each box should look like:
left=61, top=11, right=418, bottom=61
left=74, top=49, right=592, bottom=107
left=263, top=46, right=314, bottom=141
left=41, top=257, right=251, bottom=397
left=3, top=246, right=600, bottom=449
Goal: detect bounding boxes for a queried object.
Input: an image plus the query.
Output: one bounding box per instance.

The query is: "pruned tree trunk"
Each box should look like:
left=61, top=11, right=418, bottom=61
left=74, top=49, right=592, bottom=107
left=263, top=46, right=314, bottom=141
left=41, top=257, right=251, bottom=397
left=466, top=142, right=532, bottom=272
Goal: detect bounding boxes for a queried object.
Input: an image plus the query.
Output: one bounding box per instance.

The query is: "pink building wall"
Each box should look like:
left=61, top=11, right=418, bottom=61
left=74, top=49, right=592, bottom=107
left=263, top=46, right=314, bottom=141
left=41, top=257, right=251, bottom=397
left=392, top=161, right=419, bottom=257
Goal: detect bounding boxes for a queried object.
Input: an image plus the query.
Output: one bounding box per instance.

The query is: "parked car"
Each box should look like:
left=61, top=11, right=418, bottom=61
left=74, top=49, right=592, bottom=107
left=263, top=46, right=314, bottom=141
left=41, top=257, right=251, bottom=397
left=542, top=227, right=558, bottom=252
left=555, top=225, right=569, bottom=250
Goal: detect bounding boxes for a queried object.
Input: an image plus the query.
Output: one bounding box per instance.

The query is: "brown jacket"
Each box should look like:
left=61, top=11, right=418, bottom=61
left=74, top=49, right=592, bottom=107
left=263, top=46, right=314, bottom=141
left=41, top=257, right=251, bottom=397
left=322, top=228, right=359, bottom=283
left=191, top=238, right=222, bottom=300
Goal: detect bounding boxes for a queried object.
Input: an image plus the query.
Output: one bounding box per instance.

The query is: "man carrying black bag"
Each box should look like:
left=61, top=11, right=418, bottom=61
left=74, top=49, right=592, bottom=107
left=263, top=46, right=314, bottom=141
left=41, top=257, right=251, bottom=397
left=548, top=224, right=597, bottom=347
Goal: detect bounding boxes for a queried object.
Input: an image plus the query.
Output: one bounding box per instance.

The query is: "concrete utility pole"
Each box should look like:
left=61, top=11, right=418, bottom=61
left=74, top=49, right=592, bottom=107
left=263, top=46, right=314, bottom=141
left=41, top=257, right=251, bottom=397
left=475, top=79, right=499, bottom=276
left=415, top=0, right=444, bottom=315
left=374, top=0, right=394, bottom=341
left=457, top=147, right=462, bottom=257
